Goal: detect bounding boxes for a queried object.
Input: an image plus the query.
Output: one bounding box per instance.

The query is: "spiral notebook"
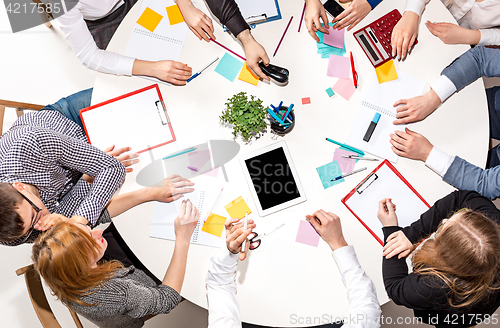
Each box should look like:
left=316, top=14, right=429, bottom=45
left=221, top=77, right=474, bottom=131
left=150, top=187, right=225, bottom=247
left=125, top=0, right=188, bottom=72
left=345, top=71, right=426, bottom=162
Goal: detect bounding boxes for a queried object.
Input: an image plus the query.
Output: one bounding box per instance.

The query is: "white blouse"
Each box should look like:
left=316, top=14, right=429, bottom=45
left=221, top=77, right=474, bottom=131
left=57, top=0, right=135, bottom=75
left=405, top=0, right=500, bottom=45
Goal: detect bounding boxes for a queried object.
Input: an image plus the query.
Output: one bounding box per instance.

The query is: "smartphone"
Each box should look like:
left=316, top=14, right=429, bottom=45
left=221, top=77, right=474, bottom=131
left=323, top=0, right=345, bottom=18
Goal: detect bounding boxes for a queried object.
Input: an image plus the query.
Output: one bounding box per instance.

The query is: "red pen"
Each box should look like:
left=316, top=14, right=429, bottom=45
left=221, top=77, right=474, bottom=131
left=350, top=51, right=358, bottom=88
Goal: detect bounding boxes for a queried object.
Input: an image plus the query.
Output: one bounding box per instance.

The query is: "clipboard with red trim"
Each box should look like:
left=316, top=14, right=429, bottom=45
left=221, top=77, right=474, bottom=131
left=79, top=84, right=175, bottom=153
left=341, top=160, right=430, bottom=246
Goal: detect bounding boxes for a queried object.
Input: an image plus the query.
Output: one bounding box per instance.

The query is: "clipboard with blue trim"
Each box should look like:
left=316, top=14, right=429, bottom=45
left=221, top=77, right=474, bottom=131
left=223, top=0, right=282, bottom=31
left=341, top=160, right=430, bottom=246
left=79, top=84, right=176, bottom=153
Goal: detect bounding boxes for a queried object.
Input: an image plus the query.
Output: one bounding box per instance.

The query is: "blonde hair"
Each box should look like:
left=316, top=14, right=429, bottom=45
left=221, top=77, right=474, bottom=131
left=443, top=0, right=454, bottom=8
left=413, top=210, right=500, bottom=308
left=32, top=222, right=123, bottom=305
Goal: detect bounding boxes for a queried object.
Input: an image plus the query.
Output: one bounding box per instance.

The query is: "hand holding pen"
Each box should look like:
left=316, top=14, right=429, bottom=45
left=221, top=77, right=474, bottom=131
left=306, top=210, right=348, bottom=251
left=226, top=217, right=256, bottom=261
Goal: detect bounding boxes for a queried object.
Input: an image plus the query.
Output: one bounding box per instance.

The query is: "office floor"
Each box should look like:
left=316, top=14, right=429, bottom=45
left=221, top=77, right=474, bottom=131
left=1, top=10, right=500, bottom=328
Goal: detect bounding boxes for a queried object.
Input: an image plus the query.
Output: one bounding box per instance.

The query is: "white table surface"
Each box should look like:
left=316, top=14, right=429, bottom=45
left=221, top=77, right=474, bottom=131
left=91, top=0, right=488, bottom=326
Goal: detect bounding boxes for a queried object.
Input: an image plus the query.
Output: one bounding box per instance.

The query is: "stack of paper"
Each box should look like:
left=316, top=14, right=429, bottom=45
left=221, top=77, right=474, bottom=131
left=315, top=23, right=346, bottom=58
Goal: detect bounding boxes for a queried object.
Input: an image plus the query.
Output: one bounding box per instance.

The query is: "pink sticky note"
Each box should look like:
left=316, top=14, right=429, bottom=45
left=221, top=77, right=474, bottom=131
left=204, top=166, right=219, bottom=177
left=327, top=55, right=350, bottom=79
left=323, top=26, right=345, bottom=49
left=333, top=148, right=357, bottom=174
left=332, top=78, right=356, bottom=100
left=302, top=97, right=311, bottom=105
left=295, top=220, right=320, bottom=247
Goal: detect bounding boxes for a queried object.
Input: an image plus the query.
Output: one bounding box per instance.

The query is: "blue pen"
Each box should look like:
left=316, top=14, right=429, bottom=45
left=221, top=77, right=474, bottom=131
left=330, top=167, right=367, bottom=181
left=325, top=138, right=365, bottom=156
left=268, top=108, right=284, bottom=123
left=277, top=101, right=283, bottom=111
left=281, top=103, right=294, bottom=122
left=162, top=147, right=196, bottom=160
left=187, top=57, right=219, bottom=83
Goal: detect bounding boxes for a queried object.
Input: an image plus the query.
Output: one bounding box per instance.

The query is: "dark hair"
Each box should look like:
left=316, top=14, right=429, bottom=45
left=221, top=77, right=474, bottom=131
left=0, top=182, right=25, bottom=242
left=413, top=210, right=500, bottom=308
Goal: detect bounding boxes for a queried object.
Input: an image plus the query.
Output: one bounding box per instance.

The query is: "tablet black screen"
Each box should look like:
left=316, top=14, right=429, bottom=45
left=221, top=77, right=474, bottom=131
left=245, top=147, right=301, bottom=210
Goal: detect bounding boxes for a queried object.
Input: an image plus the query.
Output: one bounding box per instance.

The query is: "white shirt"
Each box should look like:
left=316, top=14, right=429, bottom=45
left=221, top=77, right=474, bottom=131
left=405, top=0, right=500, bottom=46
left=206, top=246, right=381, bottom=328
left=425, top=146, right=455, bottom=177
left=57, top=0, right=135, bottom=75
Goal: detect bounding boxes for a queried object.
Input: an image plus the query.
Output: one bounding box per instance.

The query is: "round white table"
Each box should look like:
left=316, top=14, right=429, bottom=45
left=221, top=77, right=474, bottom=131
left=91, top=0, right=488, bottom=326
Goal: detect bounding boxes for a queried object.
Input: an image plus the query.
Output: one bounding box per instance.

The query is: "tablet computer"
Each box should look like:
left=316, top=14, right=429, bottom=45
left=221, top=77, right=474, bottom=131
left=240, top=141, right=307, bottom=217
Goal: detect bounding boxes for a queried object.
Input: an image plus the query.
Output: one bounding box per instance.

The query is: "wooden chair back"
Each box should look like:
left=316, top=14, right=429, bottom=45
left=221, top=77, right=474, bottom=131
left=0, top=100, right=44, bottom=135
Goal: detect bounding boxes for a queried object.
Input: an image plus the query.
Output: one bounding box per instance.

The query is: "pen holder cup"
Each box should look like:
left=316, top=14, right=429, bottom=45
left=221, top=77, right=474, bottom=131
left=270, top=108, right=295, bottom=136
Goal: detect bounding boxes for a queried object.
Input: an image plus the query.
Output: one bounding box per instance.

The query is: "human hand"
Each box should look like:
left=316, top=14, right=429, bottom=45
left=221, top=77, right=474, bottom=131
left=306, top=210, right=348, bottom=251
left=174, top=199, right=199, bottom=242
left=151, top=60, right=192, bottom=85
left=225, top=218, right=256, bottom=261
left=103, top=145, right=140, bottom=173
left=154, top=175, right=195, bottom=203
left=176, top=0, right=215, bottom=42
left=332, top=0, right=371, bottom=31
left=377, top=198, right=398, bottom=227
left=304, top=0, right=329, bottom=42
left=426, top=21, right=481, bottom=45
left=390, top=128, right=433, bottom=162
left=383, top=230, right=413, bottom=259
left=391, top=11, right=419, bottom=60
left=237, top=30, right=271, bottom=81
left=393, top=89, right=441, bottom=125
left=33, top=213, right=69, bottom=231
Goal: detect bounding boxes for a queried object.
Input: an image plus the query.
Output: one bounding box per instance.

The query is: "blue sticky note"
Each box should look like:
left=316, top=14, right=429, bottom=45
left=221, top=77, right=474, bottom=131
left=326, top=87, right=335, bottom=97
left=214, top=53, right=244, bottom=82
left=316, top=23, right=346, bottom=58
left=316, top=161, right=344, bottom=189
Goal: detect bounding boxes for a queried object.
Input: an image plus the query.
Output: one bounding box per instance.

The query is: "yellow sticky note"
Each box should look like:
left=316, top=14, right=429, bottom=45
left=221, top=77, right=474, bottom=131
left=375, top=60, right=398, bottom=84
left=166, top=5, right=185, bottom=25
left=238, top=62, right=259, bottom=86
left=137, top=7, right=163, bottom=33
left=224, top=196, right=252, bottom=219
left=202, top=213, right=226, bottom=237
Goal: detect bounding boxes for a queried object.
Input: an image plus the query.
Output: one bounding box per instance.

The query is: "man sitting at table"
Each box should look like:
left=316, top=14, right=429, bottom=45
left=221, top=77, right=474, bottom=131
left=207, top=212, right=381, bottom=327
left=388, top=46, right=500, bottom=199
left=0, top=89, right=195, bottom=250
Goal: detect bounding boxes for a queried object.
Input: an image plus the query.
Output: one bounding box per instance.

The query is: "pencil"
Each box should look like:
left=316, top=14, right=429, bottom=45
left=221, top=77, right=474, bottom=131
left=274, top=16, right=293, bottom=57
left=209, top=38, right=246, bottom=61
left=298, top=3, right=306, bottom=32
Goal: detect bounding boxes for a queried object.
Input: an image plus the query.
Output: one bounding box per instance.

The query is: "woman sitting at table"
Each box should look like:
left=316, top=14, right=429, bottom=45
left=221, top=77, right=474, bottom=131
left=391, top=0, right=500, bottom=60
left=377, top=191, right=500, bottom=327
left=32, top=200, right=198, bottom=328
left=57, top=0, right=219, bottom=85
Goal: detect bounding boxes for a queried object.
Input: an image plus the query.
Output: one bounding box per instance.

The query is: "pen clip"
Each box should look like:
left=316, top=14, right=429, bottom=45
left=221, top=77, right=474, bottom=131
left=155, top=100, right=169, bottom=126
left=356, top=173, right=378, bottom=194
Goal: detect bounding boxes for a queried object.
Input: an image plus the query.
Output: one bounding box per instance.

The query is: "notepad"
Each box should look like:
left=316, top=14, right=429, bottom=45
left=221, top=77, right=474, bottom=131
left=375, top=60, right=398, bottom=84
left=215, top=53, right=244, bottom=82
left=202, top=213, right=226, bottom=237
left=137, top=7, right=163, bottom=32
left=296, top=220, right=320, bottom=247
left=332, top=78, right=356, bottom=100
left=345, top=72, right=426, bottom=162
left=238, top=62, right=259, bottom=85
left=323, top=26, right=345, bottom=49
left=327, top=55, right=350, bottom=79
left=224, top=196, right=252, bottom=219
left=166, top=4, right=184, bottom=25
left=316, top=161, right=344, bottom=189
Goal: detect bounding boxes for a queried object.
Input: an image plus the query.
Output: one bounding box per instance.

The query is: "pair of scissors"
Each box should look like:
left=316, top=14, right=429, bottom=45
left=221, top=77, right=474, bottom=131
left=248, top=223, right=285, bottom=250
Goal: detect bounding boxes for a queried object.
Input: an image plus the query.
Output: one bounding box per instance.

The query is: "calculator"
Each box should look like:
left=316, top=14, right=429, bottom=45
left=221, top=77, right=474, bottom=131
left=353, top=9, right=418, bottom=67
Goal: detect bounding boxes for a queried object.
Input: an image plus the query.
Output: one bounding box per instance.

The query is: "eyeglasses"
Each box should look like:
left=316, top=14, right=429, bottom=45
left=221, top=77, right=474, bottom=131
left=16, top=190, right=42, bottom=243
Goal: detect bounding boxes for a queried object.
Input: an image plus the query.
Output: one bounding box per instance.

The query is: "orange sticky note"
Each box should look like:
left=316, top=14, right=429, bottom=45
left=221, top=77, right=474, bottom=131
left=166, top=5, right=185, bottom=25
left=302, top=97, right=311, bottom=104
left=238, top=62, right=259, bottom=86
left=224, top=196, right=251, bottom=219
left=202, top=213, right=226, bottom=237
left=375, top=60, right=398, bottom=84
left=137, top=7, right=163, bottom=33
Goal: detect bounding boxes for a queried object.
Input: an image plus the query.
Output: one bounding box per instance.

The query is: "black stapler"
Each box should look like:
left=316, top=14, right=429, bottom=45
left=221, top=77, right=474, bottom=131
left=259, top=62, right=289, bottom=84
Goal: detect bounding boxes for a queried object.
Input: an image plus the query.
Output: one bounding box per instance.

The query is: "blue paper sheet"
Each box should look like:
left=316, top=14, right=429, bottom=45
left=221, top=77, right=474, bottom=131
left=315, top=23, right=346, bottom=58
left=214, top=53, right=244, bottom=82
left=316, top=161, right=344, bottom=189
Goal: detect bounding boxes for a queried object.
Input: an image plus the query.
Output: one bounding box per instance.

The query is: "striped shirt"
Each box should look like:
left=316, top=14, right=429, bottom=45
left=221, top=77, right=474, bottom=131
left=0, top=110, right=125, bottom=246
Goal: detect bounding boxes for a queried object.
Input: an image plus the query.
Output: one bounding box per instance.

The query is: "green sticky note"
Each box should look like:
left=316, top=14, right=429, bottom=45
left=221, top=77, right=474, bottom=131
left=316, top=161, right=344, bottom=189
left=326, top=87, right=335, bottom=97
left=214, top=53, right=244, bottom=82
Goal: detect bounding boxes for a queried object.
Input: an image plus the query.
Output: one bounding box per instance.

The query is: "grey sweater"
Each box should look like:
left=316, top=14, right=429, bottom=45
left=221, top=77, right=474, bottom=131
left=65, top=266, right=181, bottom=328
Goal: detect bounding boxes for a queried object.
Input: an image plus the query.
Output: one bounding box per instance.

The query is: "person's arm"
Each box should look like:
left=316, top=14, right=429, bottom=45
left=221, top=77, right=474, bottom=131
left=332, top=0, right=375, bottom=31
left=478, top=28, right=500, bottom=47
left=204, top=0, right=270, bottom=80
left=332, top=246, right=382, bottom=327
left=176, top=0, right=215, bottom=41
left=106, top=175, right=194, bottom=218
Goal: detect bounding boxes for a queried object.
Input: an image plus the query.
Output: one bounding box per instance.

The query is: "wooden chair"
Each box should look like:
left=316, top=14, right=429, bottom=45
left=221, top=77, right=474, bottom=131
left=16, top=264, right=84, bottom=328
left=0, top=100, right=44, bottom=135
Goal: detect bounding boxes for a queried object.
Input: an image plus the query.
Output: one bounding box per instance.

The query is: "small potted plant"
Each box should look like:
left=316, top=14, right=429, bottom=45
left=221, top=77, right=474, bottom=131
left=220, top=92, right=268, bottom=143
